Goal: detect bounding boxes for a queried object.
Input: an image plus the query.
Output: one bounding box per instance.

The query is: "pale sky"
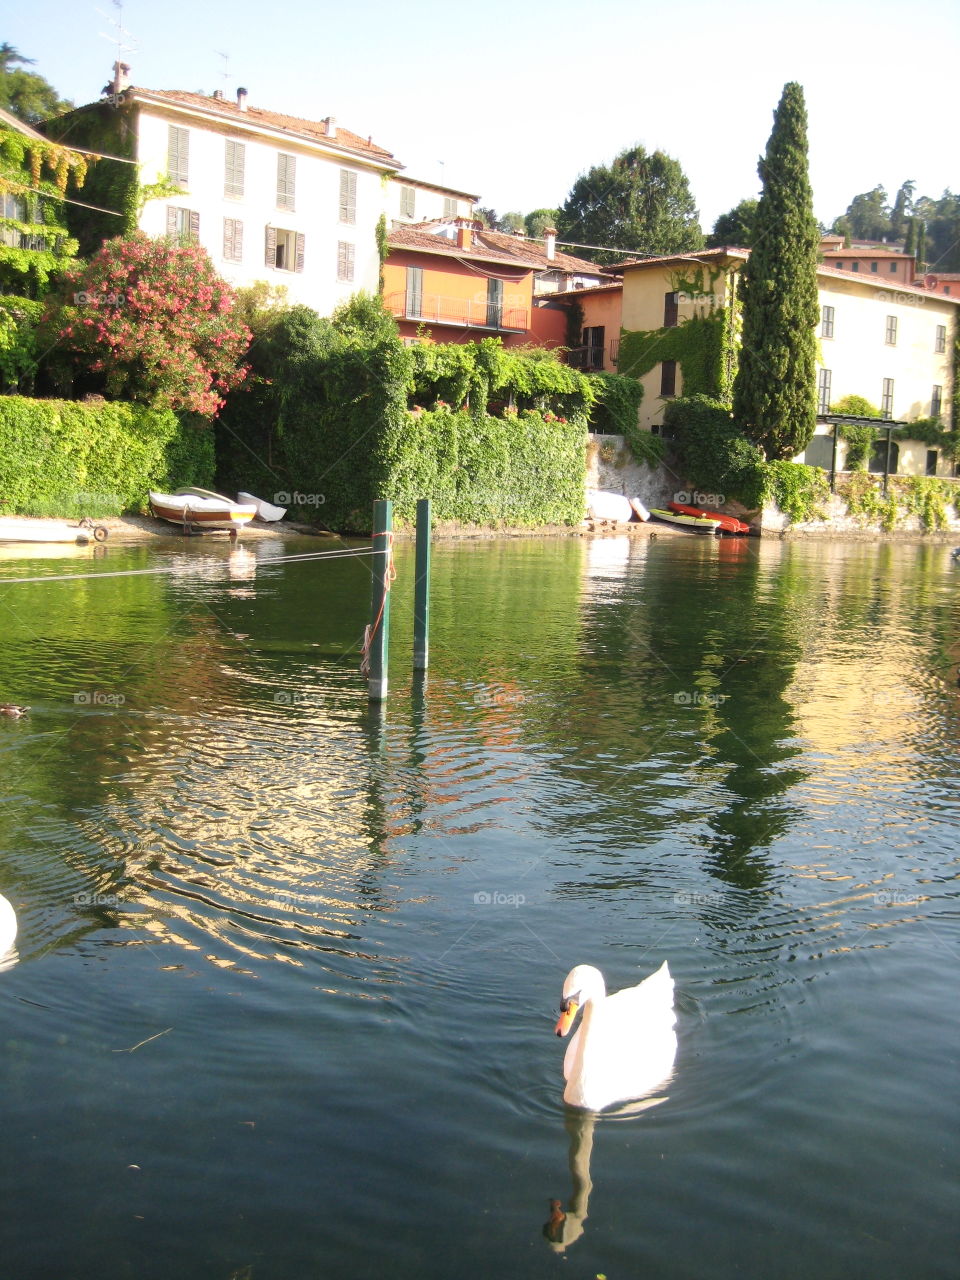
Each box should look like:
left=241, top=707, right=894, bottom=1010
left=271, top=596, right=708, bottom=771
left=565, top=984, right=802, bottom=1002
left=9, top=0, right=958, bottom=239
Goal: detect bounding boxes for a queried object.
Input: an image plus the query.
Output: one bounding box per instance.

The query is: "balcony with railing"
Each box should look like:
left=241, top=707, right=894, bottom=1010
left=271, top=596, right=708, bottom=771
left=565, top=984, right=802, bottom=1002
left=384, top=291, right=529, bottom=333
left=567, top=339, right=620, bottom=371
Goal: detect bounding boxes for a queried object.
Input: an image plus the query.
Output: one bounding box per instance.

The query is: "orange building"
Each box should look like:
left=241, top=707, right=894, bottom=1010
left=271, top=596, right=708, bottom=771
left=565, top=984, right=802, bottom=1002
left=533, top=281, right=624, bottom=370
left=819, top=236, right=916, bottom=286
left=383, top=220, right=613, bottom=346
left=384, top=223, right=535, bottom=344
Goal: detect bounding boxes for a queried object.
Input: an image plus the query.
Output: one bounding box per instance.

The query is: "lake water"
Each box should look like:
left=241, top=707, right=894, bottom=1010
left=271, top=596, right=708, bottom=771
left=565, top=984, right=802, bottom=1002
left=0, top=532, right=958, bottom=1280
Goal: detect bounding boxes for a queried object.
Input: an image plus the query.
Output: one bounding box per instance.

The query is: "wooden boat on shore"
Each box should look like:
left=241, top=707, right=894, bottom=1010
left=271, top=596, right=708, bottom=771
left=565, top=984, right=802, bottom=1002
left=668, top=502, right=750, bottom=534
left=0, top=516, right=108, bottom=545
left=649, top=508, right=721, bottom=534
left=149, top=489, right=257, bottom=533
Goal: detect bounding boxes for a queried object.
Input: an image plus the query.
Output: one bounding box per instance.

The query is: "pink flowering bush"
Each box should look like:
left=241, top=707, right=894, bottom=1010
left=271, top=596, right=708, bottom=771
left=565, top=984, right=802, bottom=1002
left=48, top=233, right=251, bottom=416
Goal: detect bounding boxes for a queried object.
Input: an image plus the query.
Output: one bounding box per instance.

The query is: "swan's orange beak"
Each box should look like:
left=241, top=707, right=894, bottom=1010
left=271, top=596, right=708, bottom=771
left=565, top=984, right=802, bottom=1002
left=555, top=999, right=578, bottom=1037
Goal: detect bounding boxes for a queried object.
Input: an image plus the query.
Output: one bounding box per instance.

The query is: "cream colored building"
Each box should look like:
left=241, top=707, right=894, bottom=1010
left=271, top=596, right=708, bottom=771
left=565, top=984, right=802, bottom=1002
left=616, top=249, right=958, bottom=469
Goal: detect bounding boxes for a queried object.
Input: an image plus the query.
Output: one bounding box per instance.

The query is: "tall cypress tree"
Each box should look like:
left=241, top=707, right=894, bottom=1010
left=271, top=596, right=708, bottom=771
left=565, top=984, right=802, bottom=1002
left=733, top=82, right=820, bottom=460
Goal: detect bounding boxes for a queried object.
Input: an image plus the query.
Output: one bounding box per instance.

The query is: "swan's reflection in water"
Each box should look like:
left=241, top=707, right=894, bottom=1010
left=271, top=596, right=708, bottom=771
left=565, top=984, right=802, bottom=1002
left=544, top=1096, right=668, bottom=1253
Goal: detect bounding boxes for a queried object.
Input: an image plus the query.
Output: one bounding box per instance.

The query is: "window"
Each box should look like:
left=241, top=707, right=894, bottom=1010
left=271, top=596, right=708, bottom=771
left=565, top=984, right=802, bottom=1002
left=400, top=186, right=416, bottom=218
left=339, top=170, right=357, bottom=224
left=660, top=360, right=677, bottom=397
left=223, top=217, right=243, bottom=262
left=167, top=125, right=189, bottom=184
left=277, top=154, right=296, bottom=211
left=851, top=261, right=860, bottom=272
left=166, top=206, right=199, bottom=241
left=881, top=378, right=894, bottom=419
left=337, top=240, right=354, bottom=281
left=821, top=304, right=835, bottom=339
left=0, top=192, right=43, bottom=248
left=486, top=277, right=503, bottom=328
left=931, top=385, right=943, bottom=417
left=835, top=261, right=844, bottom=270
left=817, top=368, right=832, bottom=414
left=405, top=266, right=423, bottom=318
left=935, top=325, right=946, bottom=353
left=889, top=262, right=897, bottom=273
left=583, top=325, right=605, bottom=370
left=265, top=226, right=305, bottom=272
left=663, top=291, right=679, bottom=328
left=869, top=438, right=898, bottom=474
left=946, top=286, right=952, bottom=295
left=885, top=315, right=897, bottom=345
left=926, top=450, right=939, bottom=477
left=224, top=141, right=245, bottom=198
left=870, top=261, right=878, bottom=272
left=443, top=197, right=457, bottom=218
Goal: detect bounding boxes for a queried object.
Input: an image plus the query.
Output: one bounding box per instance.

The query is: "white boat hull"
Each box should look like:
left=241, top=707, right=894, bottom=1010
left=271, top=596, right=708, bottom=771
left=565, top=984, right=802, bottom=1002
left=149, top=491, right=257, bottom=531
left=0, top=517, right=97, bottom=545
left=238, top=491, right=287, bottom=522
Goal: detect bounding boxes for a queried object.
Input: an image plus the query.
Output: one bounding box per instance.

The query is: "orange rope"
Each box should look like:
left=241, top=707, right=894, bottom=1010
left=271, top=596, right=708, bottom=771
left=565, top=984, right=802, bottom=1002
left=360, top=533, right=395, bottom=676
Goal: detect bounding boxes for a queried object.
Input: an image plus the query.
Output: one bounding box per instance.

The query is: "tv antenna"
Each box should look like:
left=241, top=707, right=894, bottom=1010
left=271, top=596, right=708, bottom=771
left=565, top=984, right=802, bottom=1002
left=97, top=0, right=139, bottom=102
left=216, top=50, right=230, bottom=88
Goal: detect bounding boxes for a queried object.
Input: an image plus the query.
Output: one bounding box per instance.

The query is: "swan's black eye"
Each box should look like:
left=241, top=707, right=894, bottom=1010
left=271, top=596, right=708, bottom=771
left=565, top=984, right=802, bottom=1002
left=560, top=991, right=580, bottom=1013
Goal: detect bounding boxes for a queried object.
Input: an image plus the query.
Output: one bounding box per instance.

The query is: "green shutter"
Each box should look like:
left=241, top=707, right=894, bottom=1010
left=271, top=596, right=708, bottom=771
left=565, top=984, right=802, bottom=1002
left=406, top=266, right=423, bottom=317
left=166, top=206, right=178, bottom=237
left=189, top=210, right=200, bottom=241
left=295, top=232, right=305, bottom=273
left=265, top=225, right=277, bottom=268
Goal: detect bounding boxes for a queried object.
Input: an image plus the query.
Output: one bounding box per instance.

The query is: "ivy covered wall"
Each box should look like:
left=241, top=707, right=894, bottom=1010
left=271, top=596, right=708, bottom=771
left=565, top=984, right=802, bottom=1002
left=617, top=263, right=740, bottom=425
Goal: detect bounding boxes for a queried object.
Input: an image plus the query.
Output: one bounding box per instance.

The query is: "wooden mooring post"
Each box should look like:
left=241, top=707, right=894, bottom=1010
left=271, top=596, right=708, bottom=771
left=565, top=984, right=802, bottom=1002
left=367, top=499, right=392, bottom=701
left=413, top=498, right=431, bottom=672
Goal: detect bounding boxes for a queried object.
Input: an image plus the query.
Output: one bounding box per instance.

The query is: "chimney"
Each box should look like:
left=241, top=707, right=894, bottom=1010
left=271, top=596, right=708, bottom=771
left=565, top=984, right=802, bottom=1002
left=325, top=116, right=337, bottom=139
left=544, top=226, right=557, bottom=261
left=212, top=89, right=224, bottom=101
left=112, top=61, right=131, bottom=94
left=237, top=87, right=248, bottom=111
left=456, top=225, right=472, bottom=250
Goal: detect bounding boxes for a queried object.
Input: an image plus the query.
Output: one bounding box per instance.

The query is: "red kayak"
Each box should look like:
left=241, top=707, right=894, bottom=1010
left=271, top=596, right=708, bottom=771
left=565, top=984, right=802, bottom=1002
left=668, top=503, right=750, bottom=534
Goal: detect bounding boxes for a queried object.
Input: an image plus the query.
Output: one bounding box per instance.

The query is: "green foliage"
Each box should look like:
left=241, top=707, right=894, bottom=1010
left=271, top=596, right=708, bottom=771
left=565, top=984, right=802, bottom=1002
left=764, top=459, right=829, bottom=522
left=557, top=144, right=704, bottom=265
left=0, top=44, right=72, bottom=123
left=0, top=121, right=84, bottom=294
left=375, top=213, right=388, bottom=293
left=831, top=393, right=882, bottom=418
left=892, top=417, right=960, bottom=461
left=733, top=83, right=820, bottom=460
left=0, top=396, right=213, bottom=517
left=44, top=104, right=139, bottom=255
left=0, top=296, right=42, bottom=388
left=619, top=310, right=732, bottom=400
left=588, top=370, right=643, bottom=434
left=525, top=209, right=559, bottom=239
left=839, top=471, right=957, bottom=531
left=664, top=394, right=767, bottom=508
left=217, top=299, right=591, bottom=532
left=707, top=199, right=758, bottom=248
left=831, top=393, right=883, bottom=471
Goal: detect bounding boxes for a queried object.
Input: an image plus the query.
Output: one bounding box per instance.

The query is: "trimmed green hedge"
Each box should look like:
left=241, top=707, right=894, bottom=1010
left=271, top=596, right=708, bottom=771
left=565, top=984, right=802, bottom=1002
left=0, top=397, right=214, bottom=517
left=216, top=298, right=593, bottom=532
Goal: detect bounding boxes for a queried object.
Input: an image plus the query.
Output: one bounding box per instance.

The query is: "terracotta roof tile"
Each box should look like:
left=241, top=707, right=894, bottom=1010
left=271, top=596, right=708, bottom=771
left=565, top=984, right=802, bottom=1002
left=128, top=88, right=397, bottom=163
left=387, top=224, right=539, bottom=270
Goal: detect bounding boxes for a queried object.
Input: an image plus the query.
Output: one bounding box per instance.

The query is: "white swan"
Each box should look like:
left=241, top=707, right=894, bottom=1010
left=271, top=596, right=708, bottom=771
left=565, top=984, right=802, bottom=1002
left=554, top=962, right=677, bottom=1111
left=0, top=892, right=17, bottom=955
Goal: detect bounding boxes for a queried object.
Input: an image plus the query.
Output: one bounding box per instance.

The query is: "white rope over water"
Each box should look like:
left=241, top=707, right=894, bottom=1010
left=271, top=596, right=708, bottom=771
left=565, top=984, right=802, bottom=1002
left=0, top=545, right=378, bottom=587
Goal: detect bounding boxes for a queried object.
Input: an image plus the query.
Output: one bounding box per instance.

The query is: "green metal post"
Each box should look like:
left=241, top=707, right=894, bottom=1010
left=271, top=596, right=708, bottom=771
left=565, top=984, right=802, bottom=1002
left=368, top=499, right=392, bottom=701
left=413, top=498, right=431, bottom=671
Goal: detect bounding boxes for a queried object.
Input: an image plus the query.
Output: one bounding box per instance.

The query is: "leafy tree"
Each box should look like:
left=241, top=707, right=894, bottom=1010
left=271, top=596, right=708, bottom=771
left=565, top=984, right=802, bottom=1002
left=707, top=198, right=759, bottom=248
left=45, top=233, right=251, bottom=416
left=733, top=82, right=820, bottom=461
left=557, top=144, right=704, bottom=264
left=499, top=210, right=525, bottom=233
left=0, top=44, right=72, bottom=123
left=525, top=208, right=559, bottom=239
left=831, top=185, right=890, bottom=241
left=474, top=206, right=498, bottom=229
left=913, top=190, right=960, bottom=271
left=889, top=181, right=915, bottom=241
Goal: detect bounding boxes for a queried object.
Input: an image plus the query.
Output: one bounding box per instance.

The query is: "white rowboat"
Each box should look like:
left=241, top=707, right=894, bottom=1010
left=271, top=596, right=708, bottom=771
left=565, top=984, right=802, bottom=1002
left=0, top=517, right=107, bottom=545
left=238, top=491, right=287, bottom=522
left=149, top=490, right=257, bottom=532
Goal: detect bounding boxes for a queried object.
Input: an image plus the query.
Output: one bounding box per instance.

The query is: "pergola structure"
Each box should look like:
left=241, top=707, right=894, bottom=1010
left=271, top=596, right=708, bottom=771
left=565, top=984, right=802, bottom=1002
left=817, top=414, right=913, bottom=495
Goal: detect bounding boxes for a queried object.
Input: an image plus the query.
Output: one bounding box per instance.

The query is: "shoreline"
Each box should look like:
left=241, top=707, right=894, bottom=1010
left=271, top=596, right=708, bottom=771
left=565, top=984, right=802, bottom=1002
left=1, top=512, right=957, bottom=546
